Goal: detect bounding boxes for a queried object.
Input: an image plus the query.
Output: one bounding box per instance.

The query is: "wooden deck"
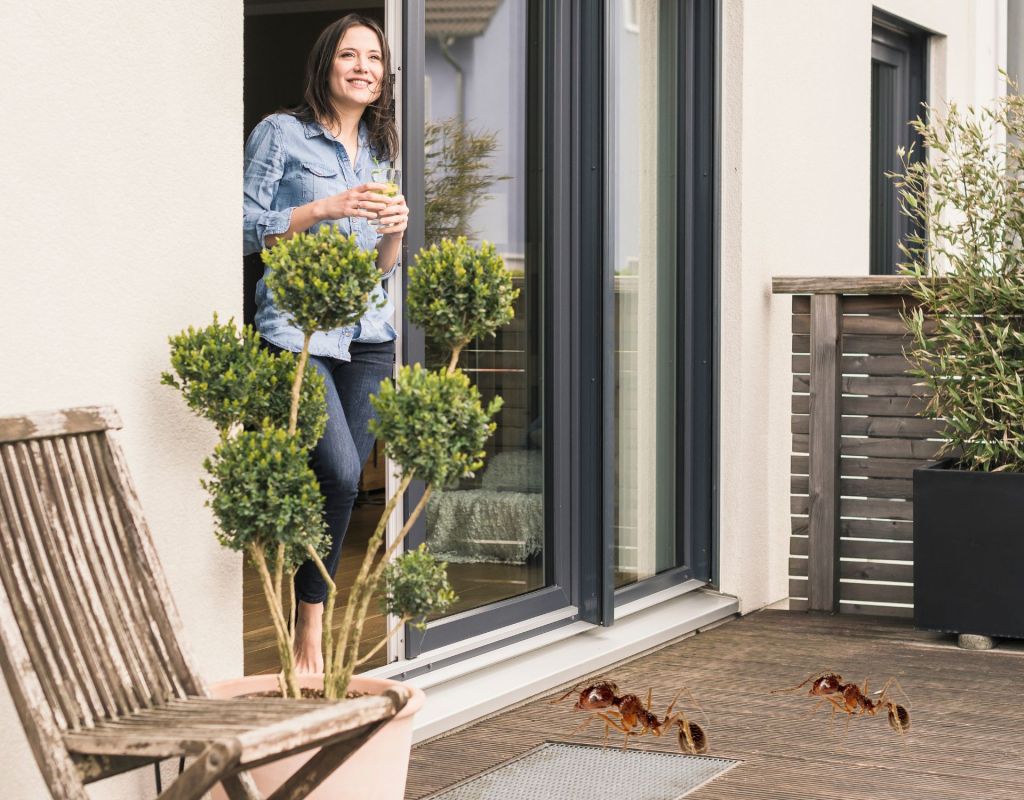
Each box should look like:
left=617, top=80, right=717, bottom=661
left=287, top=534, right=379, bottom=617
left=405, top=609, right=1024, bottom=800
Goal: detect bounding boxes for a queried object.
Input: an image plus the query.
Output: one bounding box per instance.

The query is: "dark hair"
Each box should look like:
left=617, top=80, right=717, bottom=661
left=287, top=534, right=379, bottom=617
left=288, top=14, right=398, bottom=162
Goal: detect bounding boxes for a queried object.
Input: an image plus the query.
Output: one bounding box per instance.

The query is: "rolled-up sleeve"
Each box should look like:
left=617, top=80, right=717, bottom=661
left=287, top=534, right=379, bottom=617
left=243, top=118, right=293, bottom=255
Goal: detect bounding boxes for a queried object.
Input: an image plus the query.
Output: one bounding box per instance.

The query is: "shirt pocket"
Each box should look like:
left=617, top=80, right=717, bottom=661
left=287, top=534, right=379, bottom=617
left=299, top=161, right=341, bottom=203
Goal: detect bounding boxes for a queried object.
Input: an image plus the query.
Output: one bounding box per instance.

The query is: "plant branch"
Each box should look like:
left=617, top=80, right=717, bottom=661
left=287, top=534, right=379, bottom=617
left=287, top=567, right=296, bottom=642
left=347, top=484, right=435, bottom=684
left=273, top=542, right=284, bottom=620
left=327, top=472, right=414, bottom=697
left=447, top=345, right=463, bottom=375
left=289, top=332, right=313, bottom=436
left=355, top=616, right=411, bottom=667
left=250, top=544, right=299, bottom=699
left=372, top=484, right=434, bottom=583
left=306, top=543, right=337, bottom=679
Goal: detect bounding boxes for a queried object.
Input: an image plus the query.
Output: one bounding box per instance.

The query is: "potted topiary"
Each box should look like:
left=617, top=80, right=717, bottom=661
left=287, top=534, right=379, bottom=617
left=895, top=81, right=1024, bottom=640
left=162, top=227, right=515, bottom=798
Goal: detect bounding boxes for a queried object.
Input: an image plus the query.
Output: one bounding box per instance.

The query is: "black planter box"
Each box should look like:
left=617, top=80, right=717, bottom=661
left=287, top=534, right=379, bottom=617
left=914, top=458, right=1024, bottom=639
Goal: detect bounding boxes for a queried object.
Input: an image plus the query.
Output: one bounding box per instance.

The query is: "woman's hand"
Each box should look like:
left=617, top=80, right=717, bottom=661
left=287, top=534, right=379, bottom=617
left=373, top=193, right=410, bottom=237
left=314, top=183, right=391, bottom=222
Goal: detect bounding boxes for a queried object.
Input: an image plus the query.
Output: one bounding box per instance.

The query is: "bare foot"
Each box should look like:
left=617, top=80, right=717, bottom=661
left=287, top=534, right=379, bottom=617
left=293, top=600, right=325, bottom=674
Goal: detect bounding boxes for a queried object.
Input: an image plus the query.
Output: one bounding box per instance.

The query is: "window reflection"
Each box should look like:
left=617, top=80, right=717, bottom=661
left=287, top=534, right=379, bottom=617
left=612, top=0, right=678, bottom=587
left=422, top=0, right=545, bottom=617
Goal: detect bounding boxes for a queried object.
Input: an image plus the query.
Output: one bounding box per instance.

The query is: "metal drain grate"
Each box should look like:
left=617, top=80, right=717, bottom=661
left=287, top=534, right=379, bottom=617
left=423, top=741, right=739, bottom=800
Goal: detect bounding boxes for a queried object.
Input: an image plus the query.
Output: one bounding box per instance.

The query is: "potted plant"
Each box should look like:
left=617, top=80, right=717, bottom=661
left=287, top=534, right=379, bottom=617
left=163, top=228, right=516, bottom=797
left=895, top=81, right=1024, bottom=640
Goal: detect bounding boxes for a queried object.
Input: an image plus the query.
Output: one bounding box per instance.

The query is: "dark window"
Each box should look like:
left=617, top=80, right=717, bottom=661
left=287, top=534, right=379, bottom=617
left=870, top=13, right=927, bottom=275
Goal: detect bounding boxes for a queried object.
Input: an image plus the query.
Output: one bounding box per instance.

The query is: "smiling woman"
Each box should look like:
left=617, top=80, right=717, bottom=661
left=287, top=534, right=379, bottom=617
left=242, top=12, right=408, bottom=676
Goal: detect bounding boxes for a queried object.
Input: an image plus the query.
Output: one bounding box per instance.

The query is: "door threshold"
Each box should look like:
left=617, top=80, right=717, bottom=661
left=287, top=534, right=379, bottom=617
left=406, top=587, right=738, bottom=743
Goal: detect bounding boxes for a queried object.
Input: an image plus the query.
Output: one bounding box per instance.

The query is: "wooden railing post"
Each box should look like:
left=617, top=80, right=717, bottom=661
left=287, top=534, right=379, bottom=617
left=808, top=294, right=841, bottom=611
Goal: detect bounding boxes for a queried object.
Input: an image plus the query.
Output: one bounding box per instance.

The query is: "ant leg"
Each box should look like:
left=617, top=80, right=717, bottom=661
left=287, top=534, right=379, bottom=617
left=832, top=714, right=851, bottom=756
left=597, top=711, right=630, bottom=735
left=874, top=677, right=911, bottom=709
left=663, top=689, right=684, bottom=720
left=551, top=682, right=585, bottom=705
left=570, top=712, right=601, bottom=736
left=823, top=695, right=848, bottom=714
left=597, top=711, right=625, bottom=748
left=676, top=686, right=710, bottom=728
left=771, top=669, right=843, bottom=695
left=658, top=712, right=682, bottom=737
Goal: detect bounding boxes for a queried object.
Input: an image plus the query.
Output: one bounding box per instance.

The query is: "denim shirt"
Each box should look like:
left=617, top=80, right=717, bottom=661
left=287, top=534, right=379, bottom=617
left=243, top=113, right=398, bottom=360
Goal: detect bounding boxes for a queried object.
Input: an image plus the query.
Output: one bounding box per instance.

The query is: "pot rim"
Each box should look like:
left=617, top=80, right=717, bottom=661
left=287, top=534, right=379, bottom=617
left=209, top=673, right=425, bottom=721
left=917, top=456, right=1024, bottom=477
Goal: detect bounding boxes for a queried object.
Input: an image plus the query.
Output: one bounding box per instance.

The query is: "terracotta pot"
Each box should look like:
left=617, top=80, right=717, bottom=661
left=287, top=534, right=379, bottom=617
left=208, top=674, right=424, bottom=800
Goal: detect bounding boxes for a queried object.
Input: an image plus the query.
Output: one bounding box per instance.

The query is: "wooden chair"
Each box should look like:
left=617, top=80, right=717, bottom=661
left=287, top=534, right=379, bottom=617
left=0, top=406, right=407, bottom=799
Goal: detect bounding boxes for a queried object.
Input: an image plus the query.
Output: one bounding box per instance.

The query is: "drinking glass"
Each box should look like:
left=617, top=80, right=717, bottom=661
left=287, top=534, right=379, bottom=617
left=369, top=167, right=401, bottom=229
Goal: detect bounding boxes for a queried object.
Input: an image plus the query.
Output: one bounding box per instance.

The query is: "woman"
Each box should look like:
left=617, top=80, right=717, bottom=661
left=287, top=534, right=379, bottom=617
left=242, top=14, right=409, bottom=673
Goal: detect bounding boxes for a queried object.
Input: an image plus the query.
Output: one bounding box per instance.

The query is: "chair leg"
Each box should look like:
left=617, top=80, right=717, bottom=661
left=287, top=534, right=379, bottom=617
left=263, top=722, right=393, bottom=800
left=221, top=770, right=263, bottom=800
left=157, top=742, right=242, bottom=800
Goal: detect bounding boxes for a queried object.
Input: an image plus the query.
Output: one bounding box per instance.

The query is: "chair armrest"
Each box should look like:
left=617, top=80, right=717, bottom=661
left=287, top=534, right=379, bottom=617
left=236, top=688, right=408, bottom=764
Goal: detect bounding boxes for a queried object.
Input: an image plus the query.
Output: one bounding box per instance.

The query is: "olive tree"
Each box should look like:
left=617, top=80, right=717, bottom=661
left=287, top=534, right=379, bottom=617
left=895, top=82, right=1024, bottom=472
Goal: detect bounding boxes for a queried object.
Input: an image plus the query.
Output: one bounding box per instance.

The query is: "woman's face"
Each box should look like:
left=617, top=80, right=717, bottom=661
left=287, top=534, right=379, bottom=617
left=329, top=25, right=385, bottom=112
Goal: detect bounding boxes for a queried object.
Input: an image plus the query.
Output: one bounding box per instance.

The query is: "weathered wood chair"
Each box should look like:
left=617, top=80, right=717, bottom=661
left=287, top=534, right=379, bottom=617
left=0, top=406, right=407, bottom=799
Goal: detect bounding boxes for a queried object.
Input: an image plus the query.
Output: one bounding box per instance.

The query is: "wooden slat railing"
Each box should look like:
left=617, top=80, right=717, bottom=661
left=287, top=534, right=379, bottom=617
left=773, top=276, right=946, bottom=618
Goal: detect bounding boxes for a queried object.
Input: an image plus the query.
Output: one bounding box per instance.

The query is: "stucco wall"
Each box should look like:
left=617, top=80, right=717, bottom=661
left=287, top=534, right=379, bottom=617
left=718, top=0, right=1009, bottom=612
left=0, top=2, right=242, bottom=797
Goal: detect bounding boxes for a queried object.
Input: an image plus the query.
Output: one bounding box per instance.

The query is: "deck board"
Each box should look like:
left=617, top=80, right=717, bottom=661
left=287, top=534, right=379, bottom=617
left=405, top=609, right=1024, bottom=800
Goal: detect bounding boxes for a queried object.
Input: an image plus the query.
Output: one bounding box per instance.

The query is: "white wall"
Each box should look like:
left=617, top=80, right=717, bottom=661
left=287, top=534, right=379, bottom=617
left=0, top=2, right=242, bottom=797
left=718, top=0, right=1008, bottom=612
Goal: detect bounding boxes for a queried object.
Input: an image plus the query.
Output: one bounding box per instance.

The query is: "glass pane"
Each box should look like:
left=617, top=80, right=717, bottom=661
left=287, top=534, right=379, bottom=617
left=610, top=0, right=678, bottom=588
left=870, top=60, right=897, bottom=275
left=422, top=0, right=546, bottom=617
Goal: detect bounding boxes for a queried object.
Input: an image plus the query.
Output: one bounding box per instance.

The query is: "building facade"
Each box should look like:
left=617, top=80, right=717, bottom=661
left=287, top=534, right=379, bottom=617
left=0, top=1, right=1014, bottom=796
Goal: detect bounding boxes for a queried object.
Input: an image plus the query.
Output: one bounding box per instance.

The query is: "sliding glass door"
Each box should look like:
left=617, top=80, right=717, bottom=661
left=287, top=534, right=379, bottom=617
left=401, top=0, right=574, bottom=659
left=607, top=0, right=716, bottom=606
left=397, top=0, right=716, bottom=661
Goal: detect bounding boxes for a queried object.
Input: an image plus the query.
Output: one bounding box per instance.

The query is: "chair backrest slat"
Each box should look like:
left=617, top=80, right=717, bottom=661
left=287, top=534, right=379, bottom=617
left=0, top=460, right=79, bottom=730
left=0, top=575, right=90, bottom=800
left=2, top=442, right=101, bottom=728
left=95, top=431, right=199, bottom=697
left=41, top=436, right=137, bottom=718
left=0, top=407, right=202, bottom=744
left=86, top=432, right=190, bottom=702
left=71, top=433, right=162, bottom=709
left=37, top=437, right=137, bottom=721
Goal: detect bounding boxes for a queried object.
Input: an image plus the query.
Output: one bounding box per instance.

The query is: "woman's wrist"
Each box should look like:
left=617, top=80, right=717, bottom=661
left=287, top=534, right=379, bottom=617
left=309, top=198, right=328, bottom=224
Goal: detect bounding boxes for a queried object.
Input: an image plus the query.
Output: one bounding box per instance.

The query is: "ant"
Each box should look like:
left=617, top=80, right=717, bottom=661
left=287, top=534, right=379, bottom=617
left=772, top=670, right=911, bottom=737
left=552, top=679, right=709, bottom=754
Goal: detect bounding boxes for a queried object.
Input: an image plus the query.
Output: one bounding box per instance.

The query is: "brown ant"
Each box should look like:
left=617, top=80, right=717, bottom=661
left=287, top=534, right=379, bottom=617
left=773, top=670, right=911, bottom=737
left=554, top=680, right=709, bottom=754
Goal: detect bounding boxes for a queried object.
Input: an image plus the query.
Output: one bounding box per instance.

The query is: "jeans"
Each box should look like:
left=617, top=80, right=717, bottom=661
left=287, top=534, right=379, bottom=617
left=265, top=339, right=396, bottom=604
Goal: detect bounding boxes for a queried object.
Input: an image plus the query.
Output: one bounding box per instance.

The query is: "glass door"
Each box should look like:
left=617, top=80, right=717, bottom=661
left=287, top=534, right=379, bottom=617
left=606, top=0, right=716, bottom=604
left=395, top=0, right=717, bottom=659
left=401, top=0, right=575, bottom=658
left=609, top=0, right=680, bottom=588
